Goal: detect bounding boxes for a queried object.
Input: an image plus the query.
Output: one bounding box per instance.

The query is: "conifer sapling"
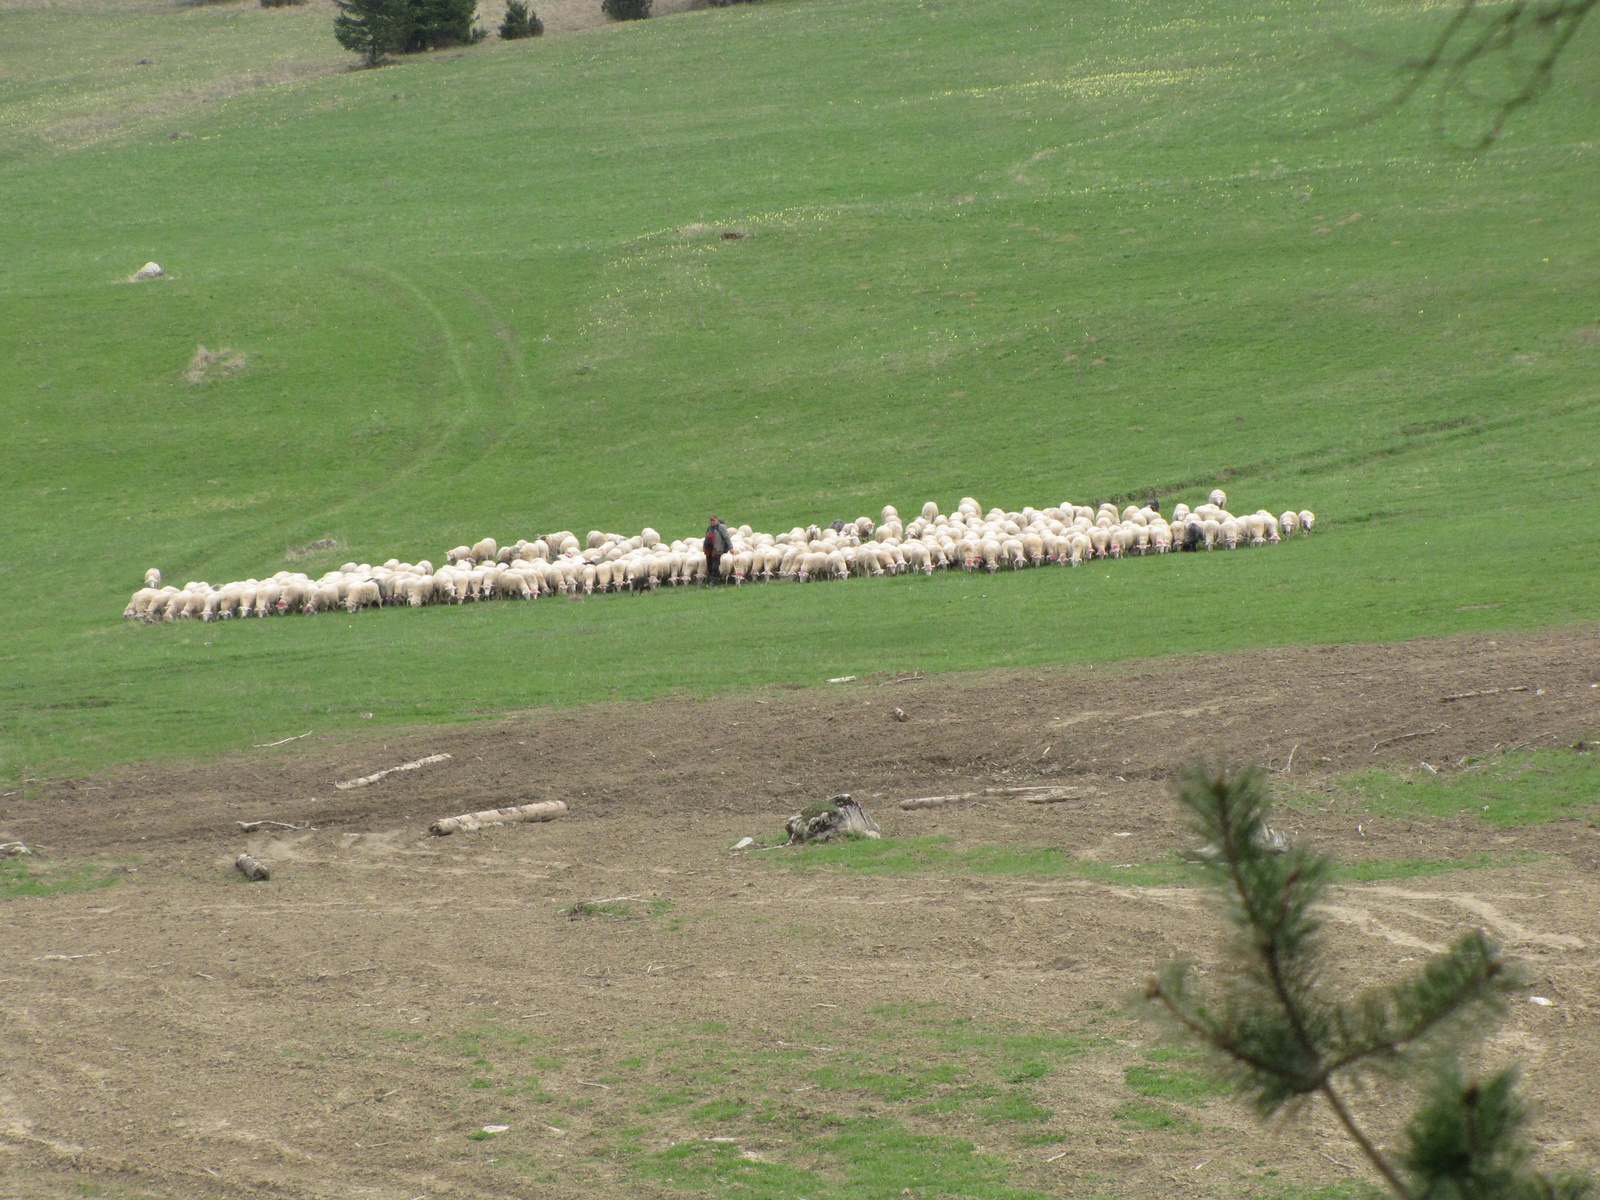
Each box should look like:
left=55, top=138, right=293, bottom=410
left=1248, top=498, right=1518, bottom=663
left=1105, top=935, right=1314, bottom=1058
left=1142, top=763, right=1593, bottom=1200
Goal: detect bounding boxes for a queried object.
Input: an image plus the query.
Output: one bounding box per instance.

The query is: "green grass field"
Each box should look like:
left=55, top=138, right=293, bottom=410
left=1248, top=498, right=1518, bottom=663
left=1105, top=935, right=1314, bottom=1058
left=2, top=0, right=1596, bottom=779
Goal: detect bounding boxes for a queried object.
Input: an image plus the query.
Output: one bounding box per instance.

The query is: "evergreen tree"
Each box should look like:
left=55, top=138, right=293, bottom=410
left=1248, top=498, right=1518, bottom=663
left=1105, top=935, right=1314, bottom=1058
left=332, top=0, right=411, bottom=67
left=498, top=0, right=542, bottom=39
left=601, top=0, right=650, bottom=20
left=1143, top=764, right=1594, bottom=1200
left=403, top=0, right=481, bottom=51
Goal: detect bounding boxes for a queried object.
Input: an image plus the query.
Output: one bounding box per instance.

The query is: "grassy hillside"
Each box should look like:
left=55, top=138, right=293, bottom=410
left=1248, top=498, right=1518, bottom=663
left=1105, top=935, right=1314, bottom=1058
left=1, top=0, right=1596, bottom=779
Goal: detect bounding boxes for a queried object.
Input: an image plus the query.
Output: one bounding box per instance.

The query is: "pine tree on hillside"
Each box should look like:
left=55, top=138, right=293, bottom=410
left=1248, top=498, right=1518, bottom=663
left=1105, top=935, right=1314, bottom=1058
left=404, top=0, right=481, bottom=51
left=1143, top=764, right=1594, bottom=1200
left=333, top=0, right=411, bottom=67
left=498, top=0, right=543, bottom=39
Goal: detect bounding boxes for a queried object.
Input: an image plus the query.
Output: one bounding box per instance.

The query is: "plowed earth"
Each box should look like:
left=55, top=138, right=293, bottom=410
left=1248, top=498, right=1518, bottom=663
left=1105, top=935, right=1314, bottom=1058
left=3, top=627, right=1599, bottom=1199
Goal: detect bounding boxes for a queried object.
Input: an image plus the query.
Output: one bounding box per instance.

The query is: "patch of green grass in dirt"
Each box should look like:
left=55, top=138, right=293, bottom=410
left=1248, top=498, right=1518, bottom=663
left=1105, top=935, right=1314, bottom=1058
left=0, top=855, right=121, bottom=901
left=636, top=1117, right=1055, bottom=1200
left=775, top=835, right=1510, bottom=884
left=420, top=1006, right=1107, bottom=1196
left=1124, top=1063, right=1229, bottom=1105
left=1342, top=746, right=1600, bottom=826
left=1113, top=1102, right=1201, bottom=1133
left=2, top=0, right=1598, bottom=781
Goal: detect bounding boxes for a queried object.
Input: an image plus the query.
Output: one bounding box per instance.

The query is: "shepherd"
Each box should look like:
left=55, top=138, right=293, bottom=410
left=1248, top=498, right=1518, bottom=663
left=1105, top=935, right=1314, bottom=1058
left=704, top=513, right=732, bottom=584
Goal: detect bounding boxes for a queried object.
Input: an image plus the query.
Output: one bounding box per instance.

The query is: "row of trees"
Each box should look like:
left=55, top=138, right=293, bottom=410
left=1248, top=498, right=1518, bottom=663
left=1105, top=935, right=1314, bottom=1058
left=334, top=0, right=551, bottom=64
left=333, top=0, right=773, bottom=59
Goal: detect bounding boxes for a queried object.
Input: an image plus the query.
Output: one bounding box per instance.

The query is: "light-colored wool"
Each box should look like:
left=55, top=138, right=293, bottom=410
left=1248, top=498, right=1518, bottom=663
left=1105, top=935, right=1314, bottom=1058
left=136, top=490, right=1317, bottom=625
left=346, top=580, right=382, bottom=612
left=1208, top=488, right=1227, bottom=508
left=144, top=568, right=161, bottom=589
left=124, top=587, right=159, bottom=620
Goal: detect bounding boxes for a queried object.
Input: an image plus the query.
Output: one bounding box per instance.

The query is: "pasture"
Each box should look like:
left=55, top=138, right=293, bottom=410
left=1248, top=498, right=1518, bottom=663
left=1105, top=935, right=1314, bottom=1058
left=0, top=0, right=1595, bottom=780
left=1, top=0, right=1598, bottom=1194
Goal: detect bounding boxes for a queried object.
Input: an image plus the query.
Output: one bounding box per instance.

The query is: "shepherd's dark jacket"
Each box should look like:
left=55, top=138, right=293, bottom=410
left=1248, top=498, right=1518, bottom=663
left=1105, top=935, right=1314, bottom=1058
left=705, top=522, right=732, bottom=556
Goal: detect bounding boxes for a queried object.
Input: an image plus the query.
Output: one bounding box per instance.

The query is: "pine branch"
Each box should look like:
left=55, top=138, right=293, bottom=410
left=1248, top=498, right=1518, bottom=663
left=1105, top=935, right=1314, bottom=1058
left=1143, top=763, right=1593, bottom=1200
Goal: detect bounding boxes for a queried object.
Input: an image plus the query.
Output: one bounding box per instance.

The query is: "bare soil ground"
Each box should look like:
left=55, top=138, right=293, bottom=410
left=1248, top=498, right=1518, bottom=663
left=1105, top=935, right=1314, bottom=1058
left=3, top=627, right=1599, bottom=1199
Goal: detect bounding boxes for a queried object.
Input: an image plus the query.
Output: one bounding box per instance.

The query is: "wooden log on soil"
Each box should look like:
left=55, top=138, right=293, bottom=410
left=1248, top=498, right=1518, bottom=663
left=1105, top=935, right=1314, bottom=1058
left=429, top=800, right=569, bottom=836
left=899, top=793, right=980, bottom=810
left=235, top=853, right=271, bottom=881
left=335, top=753, right=451, bottom=791
left=1024, top=789, right=1087, bottom=805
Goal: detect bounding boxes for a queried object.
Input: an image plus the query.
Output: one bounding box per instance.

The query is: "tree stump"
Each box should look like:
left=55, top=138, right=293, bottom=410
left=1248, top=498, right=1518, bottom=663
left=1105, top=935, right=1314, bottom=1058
left=785, top=794, right=881, bottom=844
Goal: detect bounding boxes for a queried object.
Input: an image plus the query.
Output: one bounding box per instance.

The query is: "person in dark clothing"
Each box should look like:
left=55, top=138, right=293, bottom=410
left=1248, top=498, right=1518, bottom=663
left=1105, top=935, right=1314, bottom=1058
left=704, top=514, right=732, bottom=584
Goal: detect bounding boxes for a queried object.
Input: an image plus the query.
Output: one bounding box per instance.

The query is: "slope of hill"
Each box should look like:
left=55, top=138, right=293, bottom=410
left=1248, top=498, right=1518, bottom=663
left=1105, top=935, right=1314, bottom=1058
left=1, top=0, right=1596, bottom=778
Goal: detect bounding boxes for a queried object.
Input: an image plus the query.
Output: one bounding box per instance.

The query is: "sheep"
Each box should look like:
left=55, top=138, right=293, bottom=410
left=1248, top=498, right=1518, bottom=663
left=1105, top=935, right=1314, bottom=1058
left=1208, top=488, right=1227, bottom=508
left=1298, top=509, right=1316, bottom=534
left=124, top=587, right=159, bottom=620
left=144, top=568, right=161, bottom=589
left=133, top=489, right=1317, bottom=626
left=346, top=580, right=382, bottom=612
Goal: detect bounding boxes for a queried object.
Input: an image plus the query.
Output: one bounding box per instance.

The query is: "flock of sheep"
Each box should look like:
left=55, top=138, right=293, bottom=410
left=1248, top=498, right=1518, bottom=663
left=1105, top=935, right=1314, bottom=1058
left=121, top=491, right=1316, bottom=622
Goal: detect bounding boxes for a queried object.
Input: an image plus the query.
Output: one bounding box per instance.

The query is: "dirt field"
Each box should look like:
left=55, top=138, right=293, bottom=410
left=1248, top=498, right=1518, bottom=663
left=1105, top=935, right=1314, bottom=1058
left=3, top=627, right=1598, bottom=1199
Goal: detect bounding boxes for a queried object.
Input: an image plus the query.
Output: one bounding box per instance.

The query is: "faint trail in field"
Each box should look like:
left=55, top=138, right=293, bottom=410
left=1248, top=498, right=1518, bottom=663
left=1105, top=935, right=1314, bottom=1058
left=378, top=268, right=478, bottom=407
left=303, top=266, right=505, bottom=526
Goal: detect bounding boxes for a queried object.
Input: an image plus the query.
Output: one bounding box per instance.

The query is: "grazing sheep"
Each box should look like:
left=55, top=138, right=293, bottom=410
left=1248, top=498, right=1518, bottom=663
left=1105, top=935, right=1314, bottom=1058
left=135, top=489, right=1317, bottom=625
left=346, top=580, right=382, bottom=612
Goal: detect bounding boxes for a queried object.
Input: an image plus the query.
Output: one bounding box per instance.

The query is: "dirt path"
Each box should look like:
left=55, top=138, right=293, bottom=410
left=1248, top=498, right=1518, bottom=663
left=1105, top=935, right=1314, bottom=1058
left=2, top=627, right=1597, bottom=1199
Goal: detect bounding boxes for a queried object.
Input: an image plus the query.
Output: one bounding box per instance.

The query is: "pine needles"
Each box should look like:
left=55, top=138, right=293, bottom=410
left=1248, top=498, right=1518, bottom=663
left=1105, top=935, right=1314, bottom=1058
left=1143, top=764, right=1594, bottom=1200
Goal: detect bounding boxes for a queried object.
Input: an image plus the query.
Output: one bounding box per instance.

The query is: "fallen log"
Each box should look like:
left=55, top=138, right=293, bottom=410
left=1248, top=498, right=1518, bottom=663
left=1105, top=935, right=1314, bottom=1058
left=429, top=800, right=569, bottom=836
left=899, top=793, right=980, bottom=810
left=336, top=753, right=451, bottom=791
left=1024, top=790, right=1086, bottom=805
left=235, top=853, right=271, bottom=882
left=1440, top=686, right=1529, bottom=703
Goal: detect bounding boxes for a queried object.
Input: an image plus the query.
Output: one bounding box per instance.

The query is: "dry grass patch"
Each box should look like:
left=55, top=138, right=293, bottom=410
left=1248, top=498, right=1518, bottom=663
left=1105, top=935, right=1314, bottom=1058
left=182, top=344, right=247, bottom=384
